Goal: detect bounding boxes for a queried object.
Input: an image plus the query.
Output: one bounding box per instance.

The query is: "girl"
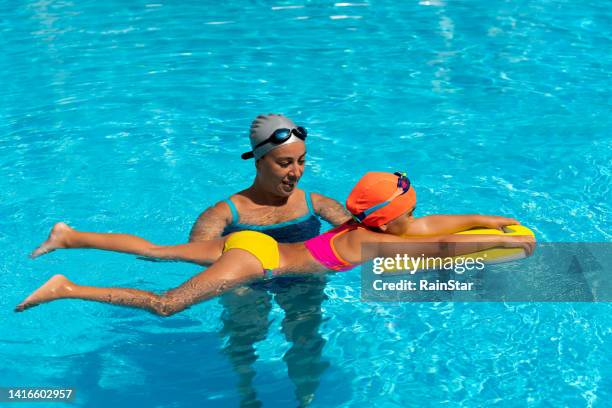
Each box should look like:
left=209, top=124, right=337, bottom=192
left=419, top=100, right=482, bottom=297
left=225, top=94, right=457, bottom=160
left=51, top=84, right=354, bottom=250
left=16, top=172, right=534, bottom=315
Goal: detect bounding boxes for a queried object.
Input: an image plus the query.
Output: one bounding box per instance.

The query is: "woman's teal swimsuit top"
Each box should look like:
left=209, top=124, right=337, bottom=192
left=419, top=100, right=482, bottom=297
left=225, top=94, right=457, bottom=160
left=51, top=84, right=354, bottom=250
left=222, top=192, right=322, bottom=243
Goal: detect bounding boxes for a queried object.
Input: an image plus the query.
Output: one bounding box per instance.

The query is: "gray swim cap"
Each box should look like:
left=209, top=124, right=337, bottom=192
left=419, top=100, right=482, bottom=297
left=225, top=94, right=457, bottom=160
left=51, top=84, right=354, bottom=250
left=241, top=114, right=305, bottom=160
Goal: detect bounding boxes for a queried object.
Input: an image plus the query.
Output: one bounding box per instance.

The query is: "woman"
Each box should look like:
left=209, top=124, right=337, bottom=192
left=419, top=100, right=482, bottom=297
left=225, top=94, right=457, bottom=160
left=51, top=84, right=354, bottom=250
left=18, top=171, right=534, bottom=314
left=188, top=113, right=350, bottom=407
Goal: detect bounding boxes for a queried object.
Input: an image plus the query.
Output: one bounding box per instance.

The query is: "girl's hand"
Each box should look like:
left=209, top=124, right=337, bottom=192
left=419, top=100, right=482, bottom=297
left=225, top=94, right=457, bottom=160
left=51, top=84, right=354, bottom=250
left=501, top=235, right=536, bottom=256
left=479, top=216, right=520, bottom=231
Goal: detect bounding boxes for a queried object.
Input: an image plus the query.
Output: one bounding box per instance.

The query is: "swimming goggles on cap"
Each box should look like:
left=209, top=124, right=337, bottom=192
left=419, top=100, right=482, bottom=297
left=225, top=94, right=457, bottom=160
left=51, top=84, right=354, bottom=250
left=241, top=127, right=307, bottom=159
left=353, top=172, right=411, bottom=223
left=253, top=126, right=307, bottom=150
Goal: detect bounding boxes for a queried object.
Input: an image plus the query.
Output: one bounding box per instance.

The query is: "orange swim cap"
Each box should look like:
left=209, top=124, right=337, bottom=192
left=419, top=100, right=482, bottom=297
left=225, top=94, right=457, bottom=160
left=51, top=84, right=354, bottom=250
left=346, top=172, right=417, bottom=227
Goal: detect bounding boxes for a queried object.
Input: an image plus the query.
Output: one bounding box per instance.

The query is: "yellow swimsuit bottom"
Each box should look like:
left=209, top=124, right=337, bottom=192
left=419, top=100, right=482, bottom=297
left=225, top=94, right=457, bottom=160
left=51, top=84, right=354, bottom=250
left=223, top=230, right=280, bottom=271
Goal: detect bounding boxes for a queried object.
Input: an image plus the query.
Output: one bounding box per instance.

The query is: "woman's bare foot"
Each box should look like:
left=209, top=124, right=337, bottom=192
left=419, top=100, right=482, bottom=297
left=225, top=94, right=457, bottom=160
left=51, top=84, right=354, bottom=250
left=30, top=222, right=75, bottom=259
left=15, top=275, right=74, bottom=312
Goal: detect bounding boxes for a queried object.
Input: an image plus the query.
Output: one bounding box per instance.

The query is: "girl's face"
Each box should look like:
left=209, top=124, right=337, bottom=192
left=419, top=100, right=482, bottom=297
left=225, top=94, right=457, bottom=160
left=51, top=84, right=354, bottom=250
left=381, top=206, right=416, bottom=235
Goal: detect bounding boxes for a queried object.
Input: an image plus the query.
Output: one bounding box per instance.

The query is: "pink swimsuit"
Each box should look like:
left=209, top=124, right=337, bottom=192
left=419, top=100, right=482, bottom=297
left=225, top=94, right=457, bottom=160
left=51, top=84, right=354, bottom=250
left=304, top=223, right=358, bottom=272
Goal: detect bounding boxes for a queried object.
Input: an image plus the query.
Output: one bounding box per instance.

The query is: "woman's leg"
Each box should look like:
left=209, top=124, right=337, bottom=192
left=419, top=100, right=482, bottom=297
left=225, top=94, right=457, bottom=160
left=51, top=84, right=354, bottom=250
left=16, top=249, right=263, bottom=316
left=275, top=275, right=330, bottom=407
left=220, top=287, right=272, bottom=407
left=30, top=222, right=224, bottom=265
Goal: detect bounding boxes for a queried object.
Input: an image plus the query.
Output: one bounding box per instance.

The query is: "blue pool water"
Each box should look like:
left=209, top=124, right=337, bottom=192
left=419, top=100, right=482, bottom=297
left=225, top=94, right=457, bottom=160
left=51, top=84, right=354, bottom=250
left=1, top=0, right=611, bottom=406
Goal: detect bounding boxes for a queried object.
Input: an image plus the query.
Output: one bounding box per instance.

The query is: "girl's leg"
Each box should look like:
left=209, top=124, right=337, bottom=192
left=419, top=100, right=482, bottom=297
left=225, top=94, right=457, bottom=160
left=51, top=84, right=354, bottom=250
left=30, top=222, right=224, bottom=265
left=16, top=249, right=264, bottom=316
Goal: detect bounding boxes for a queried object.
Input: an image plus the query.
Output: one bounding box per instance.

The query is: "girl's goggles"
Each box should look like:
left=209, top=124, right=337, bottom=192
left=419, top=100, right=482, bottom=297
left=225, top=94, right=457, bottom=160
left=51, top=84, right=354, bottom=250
left=353, top=172, right=411, bottom=223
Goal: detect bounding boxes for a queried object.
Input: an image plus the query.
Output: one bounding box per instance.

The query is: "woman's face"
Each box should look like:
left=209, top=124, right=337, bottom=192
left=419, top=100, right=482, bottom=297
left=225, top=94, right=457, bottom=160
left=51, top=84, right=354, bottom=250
left=382, top=206, right=416, bottom=235
left=255, top=143, right=306, bottom=197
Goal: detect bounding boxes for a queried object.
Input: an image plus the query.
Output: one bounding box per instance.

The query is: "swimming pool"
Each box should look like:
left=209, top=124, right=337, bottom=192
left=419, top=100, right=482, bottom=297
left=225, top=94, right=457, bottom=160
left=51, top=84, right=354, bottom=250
left=1, top=0, right=610, bottom=406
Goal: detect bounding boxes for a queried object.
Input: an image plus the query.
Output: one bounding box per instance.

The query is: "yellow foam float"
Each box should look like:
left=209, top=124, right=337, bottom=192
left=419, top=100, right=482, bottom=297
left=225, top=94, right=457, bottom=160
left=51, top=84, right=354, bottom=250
left=379, top=224, right=536, bottom=273
left=453, top=224, right=535, bottom=263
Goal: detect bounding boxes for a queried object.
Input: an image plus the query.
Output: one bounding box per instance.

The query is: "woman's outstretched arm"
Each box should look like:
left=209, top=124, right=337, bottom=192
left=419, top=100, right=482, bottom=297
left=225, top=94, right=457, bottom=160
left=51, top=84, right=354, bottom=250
left=16, top=248, right=263, bottom=315
left=31, top=222, right=224, bottom=265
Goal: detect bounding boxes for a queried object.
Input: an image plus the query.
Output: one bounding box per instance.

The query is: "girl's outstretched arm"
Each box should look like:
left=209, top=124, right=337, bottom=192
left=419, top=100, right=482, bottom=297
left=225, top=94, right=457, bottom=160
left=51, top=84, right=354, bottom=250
left=403, top=215, right=520, bottom=236
left=31, top=222, right=224, bottom=265
left=371, top=233, right=535, bottom=259
left=16, top=248, right=263, bottom=315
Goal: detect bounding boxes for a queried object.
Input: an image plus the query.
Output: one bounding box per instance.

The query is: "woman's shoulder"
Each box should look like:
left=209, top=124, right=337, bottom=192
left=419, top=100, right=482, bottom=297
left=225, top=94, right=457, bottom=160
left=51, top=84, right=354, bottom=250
left=309, top=192, right=352, bottom=225
left=225, top=189, right=257, bottom=209
left=197, top=199, right=233, bottom=223
left=189, top=200, right=234, bottom=241
left=309, top=191, right=335, bottom=204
